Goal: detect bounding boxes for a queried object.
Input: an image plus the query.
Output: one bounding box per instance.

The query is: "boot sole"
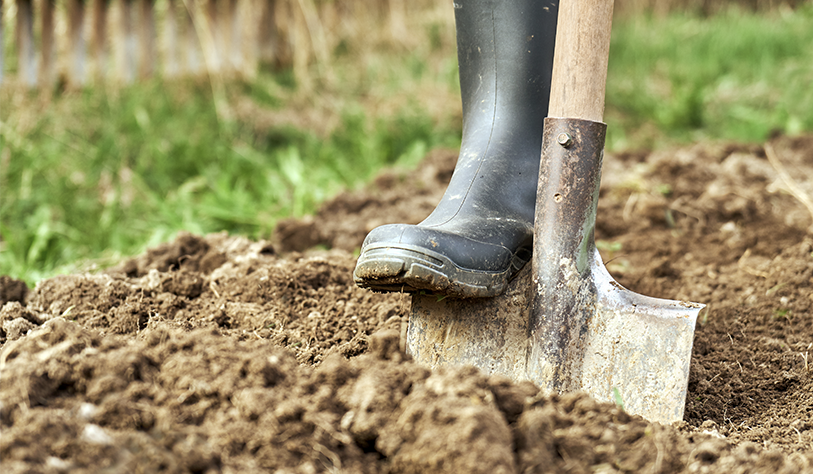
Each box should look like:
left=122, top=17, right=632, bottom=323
left=353, top=244, right=528, bottom=298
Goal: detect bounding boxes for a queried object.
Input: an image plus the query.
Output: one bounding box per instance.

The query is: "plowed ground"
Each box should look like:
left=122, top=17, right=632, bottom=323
left=2, top=136, right=813, bottom=473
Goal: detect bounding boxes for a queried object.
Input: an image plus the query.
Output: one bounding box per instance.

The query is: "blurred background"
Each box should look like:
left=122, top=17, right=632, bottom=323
left=0, top=0, right=812, bottom=284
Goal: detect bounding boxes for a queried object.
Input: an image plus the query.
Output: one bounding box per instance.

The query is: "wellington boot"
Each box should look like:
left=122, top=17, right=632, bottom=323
left=354, top=0, right=558, bottom=297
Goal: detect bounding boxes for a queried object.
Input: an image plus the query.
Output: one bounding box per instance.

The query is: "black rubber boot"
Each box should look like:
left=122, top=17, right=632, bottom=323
left=354, top=0, right=558, bottom=298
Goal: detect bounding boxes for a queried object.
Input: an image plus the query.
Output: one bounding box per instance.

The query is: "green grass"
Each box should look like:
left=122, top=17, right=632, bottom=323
left=0, top=72, right=459, bottom=284
left=606, top=4, right=813, bottom=150
left=2, top=6, right=813, bottom=285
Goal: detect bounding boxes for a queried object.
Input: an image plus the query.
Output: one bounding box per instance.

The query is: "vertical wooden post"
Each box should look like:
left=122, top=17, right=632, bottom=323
left=221, top=0, right=234, bottom=71
left=164, top=0, right=179, bottom=77
left=205, top=0, right=222, bottom=71
left=182, top=0, right=202, bottom=73
left=39, top=0, right=56, bottom=87
left=16, top=0, right=37, bottom=86
left=291, top=0, right=308, bottom=82
left=1, top=0, right=5, bottom=85
left=224, top=0, right=240, bottom=73
left=257, top=0, right=278, bottom=64
left=67, top=0, right=88, bottom=87
left=122, top=0, right=137, bottom=82
left=138, top=0, right=155, bottom=78
left=276, top=0, right=292, bottom=68
left=241, top=0, right=260, bottom=77
left=91, top=0, right=110, bottom=81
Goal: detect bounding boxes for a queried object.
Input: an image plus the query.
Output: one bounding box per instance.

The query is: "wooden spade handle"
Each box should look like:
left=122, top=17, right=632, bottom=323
left=548, top=0, right=615, bottom=122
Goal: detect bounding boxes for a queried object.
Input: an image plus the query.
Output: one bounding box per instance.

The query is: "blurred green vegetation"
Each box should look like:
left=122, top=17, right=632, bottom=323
left=1, top=5, right=812, bottom=284
left=0, top=68, right=460, bottom=283
left=606, top=4, right=813, bottom=149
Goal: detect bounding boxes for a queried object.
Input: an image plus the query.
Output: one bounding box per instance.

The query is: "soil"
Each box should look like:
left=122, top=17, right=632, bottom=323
left=2, top=137, right=813, bottom=473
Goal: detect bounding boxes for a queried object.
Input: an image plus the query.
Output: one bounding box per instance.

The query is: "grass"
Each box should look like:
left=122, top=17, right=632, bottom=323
left=2, top=5, right=813, bottom=285
left=0, top=64, right=460, bottom=284
left=606, top=4, right=813, bottom=150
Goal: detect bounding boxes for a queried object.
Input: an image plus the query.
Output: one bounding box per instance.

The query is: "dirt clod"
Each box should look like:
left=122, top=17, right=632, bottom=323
left=0, top=276, right=28, bottom=306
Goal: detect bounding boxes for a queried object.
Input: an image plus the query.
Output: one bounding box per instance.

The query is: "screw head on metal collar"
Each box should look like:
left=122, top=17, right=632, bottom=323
left=556, top=132, right=573, bottom=148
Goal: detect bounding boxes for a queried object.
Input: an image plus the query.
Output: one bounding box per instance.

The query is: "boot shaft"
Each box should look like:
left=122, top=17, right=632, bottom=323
left=353, top=1, right=560, bottom=298
left=423, top=0, right=558, bottom=229
left=455, top=0, right=558, bottom=143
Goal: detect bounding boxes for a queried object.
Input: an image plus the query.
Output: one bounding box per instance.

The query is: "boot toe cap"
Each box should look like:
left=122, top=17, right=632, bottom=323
left=354, top=224, right=530, bottom=297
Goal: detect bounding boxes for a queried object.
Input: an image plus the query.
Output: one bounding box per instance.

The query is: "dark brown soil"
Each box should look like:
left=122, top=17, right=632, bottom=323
left=2, top=136, right=813, bottom=473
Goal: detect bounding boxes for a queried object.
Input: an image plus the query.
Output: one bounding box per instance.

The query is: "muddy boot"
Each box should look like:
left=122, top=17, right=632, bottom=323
left=354, top=0, right=558, bottom=298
